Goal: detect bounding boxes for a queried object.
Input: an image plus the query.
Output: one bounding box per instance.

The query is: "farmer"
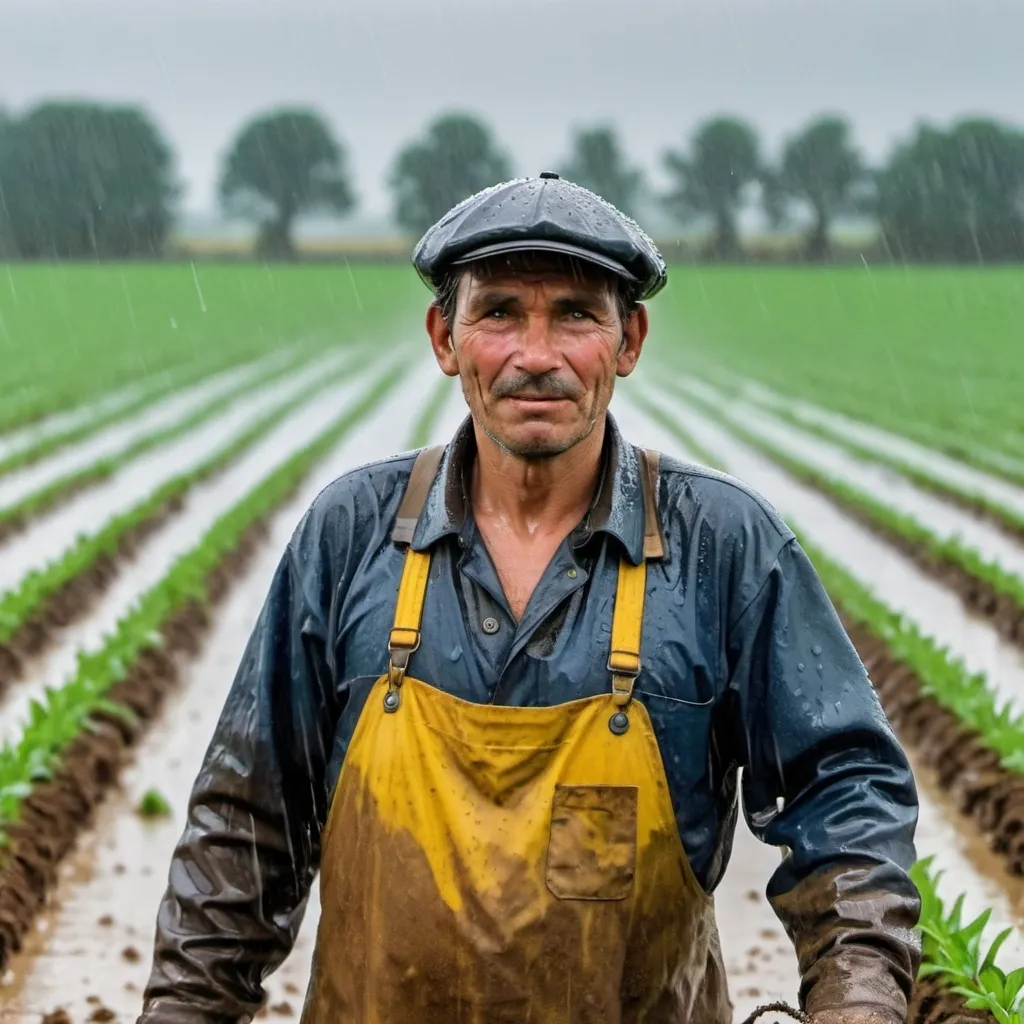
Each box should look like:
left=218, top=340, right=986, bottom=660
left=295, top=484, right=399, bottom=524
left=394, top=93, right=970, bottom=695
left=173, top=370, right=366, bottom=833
left=139, top=173, right=921, bottom=1024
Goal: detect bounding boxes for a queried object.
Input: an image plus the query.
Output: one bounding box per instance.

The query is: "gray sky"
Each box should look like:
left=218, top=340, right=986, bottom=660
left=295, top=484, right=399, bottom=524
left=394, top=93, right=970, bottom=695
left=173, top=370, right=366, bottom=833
left=2, top=0, right=1022, bottom=220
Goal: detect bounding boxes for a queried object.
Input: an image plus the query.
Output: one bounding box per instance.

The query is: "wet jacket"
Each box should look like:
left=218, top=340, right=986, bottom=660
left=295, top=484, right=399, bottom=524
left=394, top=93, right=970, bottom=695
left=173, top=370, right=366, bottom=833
left=140, top=415, right=921, bottom=1023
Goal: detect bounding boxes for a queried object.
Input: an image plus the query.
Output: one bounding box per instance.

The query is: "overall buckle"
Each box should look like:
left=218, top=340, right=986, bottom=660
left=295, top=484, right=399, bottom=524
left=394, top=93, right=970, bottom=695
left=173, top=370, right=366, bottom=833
left=607, top=650, right=641, bottom=735
left=384, top=628, right=420, bottom=712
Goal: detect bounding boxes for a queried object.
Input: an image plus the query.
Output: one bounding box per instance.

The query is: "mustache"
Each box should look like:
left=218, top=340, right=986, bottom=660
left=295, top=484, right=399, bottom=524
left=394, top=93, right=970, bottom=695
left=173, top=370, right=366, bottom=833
left=491, top=371, right=584, bottom=400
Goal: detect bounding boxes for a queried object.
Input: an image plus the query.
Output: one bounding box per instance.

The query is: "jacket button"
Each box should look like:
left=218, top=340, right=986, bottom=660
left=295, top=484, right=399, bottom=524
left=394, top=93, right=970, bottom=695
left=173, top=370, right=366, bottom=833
left=482, top=616, right=500, bottom=635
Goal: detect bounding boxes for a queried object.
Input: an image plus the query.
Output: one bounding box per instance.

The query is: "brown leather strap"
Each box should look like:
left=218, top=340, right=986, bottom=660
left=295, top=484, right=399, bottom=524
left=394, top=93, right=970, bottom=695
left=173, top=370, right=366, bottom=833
left=391, top=445, right=445, bottom=544
left=640, top=448, right=665, bottom=559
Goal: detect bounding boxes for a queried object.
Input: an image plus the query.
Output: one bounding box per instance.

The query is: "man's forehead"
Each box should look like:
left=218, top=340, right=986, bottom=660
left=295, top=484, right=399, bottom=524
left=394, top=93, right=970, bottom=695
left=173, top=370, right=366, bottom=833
left=459, top=259, right=617, bottom=300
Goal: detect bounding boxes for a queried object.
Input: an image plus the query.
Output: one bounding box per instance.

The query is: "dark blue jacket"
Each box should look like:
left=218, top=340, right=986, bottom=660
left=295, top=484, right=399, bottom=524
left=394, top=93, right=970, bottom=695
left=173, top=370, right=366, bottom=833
left=141, top=415, right=920, bottom=1023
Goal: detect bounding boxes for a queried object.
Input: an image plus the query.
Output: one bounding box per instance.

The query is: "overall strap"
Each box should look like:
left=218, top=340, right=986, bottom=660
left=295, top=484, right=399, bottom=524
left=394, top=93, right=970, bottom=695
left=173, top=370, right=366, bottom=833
left=385, top=446, right=445, bottom=709
left=608, top=449, right=663, bottom=722
left=392, top=445, right=445, bottom=544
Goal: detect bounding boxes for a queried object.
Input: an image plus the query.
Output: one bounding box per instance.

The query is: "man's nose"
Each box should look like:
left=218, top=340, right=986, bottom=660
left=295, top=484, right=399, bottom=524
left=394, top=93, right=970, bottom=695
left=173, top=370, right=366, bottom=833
left=516, top=314, right=561, bottom=374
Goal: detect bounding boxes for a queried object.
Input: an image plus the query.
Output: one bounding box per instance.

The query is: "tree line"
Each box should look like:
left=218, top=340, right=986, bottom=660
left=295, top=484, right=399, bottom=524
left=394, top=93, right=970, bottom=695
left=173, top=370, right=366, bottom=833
left=1, top=100, right=1023, bottom=262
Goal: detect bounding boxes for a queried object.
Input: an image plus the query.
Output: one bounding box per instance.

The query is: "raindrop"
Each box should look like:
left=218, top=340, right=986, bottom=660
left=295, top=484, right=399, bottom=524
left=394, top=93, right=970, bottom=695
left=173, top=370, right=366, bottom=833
left=816, top=664, right=824, bottom=673
left=449, top=643, right=463, bottom=662
left=811, top=645, right=822, bottom=656
left=797, top=663, right=805, bottom=672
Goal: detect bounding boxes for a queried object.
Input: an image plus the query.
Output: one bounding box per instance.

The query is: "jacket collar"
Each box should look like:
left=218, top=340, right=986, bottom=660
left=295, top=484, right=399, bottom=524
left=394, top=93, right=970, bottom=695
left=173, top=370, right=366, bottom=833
left=410, top=413, right=648, bottom=565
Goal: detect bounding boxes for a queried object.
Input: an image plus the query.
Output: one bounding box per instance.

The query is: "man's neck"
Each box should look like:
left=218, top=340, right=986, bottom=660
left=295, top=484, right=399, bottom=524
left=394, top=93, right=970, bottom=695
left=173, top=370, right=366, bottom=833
left=469, top=420, right=606, bottom=539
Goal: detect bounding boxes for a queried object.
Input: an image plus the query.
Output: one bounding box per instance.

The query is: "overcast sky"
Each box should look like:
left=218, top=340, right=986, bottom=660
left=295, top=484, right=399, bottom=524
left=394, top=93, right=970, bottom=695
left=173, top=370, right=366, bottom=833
left=2, top=0, right=1021, bottom=219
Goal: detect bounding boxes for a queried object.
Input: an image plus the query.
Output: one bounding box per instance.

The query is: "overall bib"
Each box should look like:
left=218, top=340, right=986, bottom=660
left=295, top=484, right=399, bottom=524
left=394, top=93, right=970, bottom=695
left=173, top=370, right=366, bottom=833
left=303, top=447, right=731, bottom=1024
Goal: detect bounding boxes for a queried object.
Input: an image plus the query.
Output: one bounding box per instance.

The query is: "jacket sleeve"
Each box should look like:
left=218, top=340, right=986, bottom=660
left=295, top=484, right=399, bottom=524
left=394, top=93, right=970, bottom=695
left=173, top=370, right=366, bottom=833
left=729, top=537, right=921, bottom=1024
left=138, top=519, right=339, bottom=1023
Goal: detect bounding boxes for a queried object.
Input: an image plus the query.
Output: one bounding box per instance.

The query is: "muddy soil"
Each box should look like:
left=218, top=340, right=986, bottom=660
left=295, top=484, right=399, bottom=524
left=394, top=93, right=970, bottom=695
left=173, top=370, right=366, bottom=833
left=0, top=520, right=266, bottom=969
left=850, top=617, right=1024, bottom=881
left=0, top=496, right=183, bottom=695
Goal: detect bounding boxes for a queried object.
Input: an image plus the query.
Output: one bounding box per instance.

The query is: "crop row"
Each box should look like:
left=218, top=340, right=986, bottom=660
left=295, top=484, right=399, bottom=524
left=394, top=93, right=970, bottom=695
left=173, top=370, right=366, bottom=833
left=0, top=363, right=401, bottom=840
left=669, top=386, right=1024, bottom=640
left=639, top=385, right=1024, bottom=774
left=0, top=343, right=349, bottom=532
left=913, top=859, right=1024, bottom=1024
left=0, top=338, right=327, bottom=480
left=687, top=368, right=1024, bottom=520
left=0, top=352, right=383, bottom=662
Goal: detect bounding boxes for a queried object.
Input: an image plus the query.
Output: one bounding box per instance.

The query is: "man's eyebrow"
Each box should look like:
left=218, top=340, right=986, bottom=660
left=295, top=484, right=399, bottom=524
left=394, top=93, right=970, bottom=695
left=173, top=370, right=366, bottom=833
left=466, top=289, right=519, bottom=310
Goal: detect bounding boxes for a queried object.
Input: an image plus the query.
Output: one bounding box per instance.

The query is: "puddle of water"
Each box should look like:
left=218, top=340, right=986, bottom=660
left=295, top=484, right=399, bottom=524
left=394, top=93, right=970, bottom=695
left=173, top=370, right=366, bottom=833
left=0, top=351, right=351, bottom=594
left=691, top=379, right=1024, bottom=582
left=0, top=349, right=297, bottom=514
left=427, top=380, right=469, bottom=447
left=610, top=390, right=704, bottom=463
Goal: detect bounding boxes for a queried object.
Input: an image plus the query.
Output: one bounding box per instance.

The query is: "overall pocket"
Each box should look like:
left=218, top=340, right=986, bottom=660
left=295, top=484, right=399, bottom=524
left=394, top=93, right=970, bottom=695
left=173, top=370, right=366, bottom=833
left=545, top=784, right=638, bottom=900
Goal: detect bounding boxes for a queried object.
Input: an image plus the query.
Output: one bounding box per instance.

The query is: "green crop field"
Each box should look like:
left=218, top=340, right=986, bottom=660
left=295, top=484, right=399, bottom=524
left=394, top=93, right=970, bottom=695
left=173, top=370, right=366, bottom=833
left=0, top=262, right=424, bottom=432
left=649, top=266, right=1024, bottom=465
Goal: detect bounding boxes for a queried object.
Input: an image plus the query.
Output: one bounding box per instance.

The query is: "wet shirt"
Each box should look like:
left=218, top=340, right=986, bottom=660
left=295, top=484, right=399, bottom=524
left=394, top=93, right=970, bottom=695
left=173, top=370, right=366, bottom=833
left=140, top=416, right=921, bottom=1023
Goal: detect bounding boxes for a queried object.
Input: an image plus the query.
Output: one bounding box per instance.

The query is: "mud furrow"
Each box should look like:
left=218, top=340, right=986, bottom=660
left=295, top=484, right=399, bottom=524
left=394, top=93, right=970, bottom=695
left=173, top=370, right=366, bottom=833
left=0, top=351, right=351, bottom=594
left=0, top=352, right=368, bottom=696
left=0, top=381, right=151, bottom=467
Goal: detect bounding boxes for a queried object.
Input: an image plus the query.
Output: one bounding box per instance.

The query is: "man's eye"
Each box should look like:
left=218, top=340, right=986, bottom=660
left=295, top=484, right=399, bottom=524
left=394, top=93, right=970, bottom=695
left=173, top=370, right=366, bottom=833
left=485, top=308, right=508, bottom=319
left=568, top=309, right=594, bottom=320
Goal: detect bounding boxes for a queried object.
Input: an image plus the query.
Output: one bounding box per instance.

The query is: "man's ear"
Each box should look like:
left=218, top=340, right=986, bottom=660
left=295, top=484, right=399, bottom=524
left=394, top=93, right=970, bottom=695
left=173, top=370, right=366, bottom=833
left=427, top=303, right=459, bottom=376
left=616, top=304, right=648, bottom=377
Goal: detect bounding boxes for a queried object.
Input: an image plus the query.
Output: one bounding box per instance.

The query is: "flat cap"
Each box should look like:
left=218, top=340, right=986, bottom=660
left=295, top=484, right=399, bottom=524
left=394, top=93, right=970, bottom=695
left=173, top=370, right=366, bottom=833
left=411, top=172, right=668, bottom=300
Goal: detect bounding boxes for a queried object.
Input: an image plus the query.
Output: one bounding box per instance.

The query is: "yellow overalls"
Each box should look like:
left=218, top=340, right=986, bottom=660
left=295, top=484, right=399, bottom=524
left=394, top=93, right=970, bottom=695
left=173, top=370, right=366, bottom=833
left=303, top=447, right=731, bottom=1024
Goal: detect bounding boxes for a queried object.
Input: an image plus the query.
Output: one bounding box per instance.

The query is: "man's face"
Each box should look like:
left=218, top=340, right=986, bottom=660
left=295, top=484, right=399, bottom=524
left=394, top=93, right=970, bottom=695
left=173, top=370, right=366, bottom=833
left=426, top=258, right=648, bottom=458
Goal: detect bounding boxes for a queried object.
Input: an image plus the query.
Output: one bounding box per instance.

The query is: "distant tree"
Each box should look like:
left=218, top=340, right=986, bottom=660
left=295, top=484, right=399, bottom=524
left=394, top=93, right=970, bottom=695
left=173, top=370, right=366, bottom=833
left=219, top=109, right=354, bottom=259
left=762, top=115, right=868, bottom=260
left=0, top=101, right=178, bottom=258
left=389, top=112, right=513, bottom=238
left=0, top=108, right=14, bottom=257
left=662, top=116, right=761, bottom=258
left=558, top=124, right=643, bottom=217
left=877, top=118, right=1024, bottom=261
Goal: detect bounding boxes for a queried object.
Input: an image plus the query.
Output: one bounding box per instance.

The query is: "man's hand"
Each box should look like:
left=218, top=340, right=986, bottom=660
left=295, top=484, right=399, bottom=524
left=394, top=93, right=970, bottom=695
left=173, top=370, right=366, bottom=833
left=810, top=1009, right=904, bottom=1024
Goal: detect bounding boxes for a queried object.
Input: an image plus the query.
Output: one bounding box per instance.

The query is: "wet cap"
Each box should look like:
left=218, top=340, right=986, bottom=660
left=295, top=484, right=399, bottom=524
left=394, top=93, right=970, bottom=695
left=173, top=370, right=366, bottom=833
left=411, top=172, right=668, bottom=300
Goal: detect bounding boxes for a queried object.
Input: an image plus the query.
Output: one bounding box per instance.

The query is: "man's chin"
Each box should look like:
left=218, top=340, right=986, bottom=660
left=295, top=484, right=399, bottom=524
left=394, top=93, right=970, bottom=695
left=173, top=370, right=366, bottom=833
left=483, top=422, right=594, bottom=459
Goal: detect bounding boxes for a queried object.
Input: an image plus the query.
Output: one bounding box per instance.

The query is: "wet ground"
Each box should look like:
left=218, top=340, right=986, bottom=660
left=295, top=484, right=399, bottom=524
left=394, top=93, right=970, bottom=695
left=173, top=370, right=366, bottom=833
left=0, top=351, right=351, bottom=594
left=735, top=376, right=1024, bottom=518
left=686, top=377, right=1024, bottom=581
left=0, top=350, right=290, bottom=514
left=0, top=362, right=387, bottom=748
left=636, top=384, right=1024, bottom=714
